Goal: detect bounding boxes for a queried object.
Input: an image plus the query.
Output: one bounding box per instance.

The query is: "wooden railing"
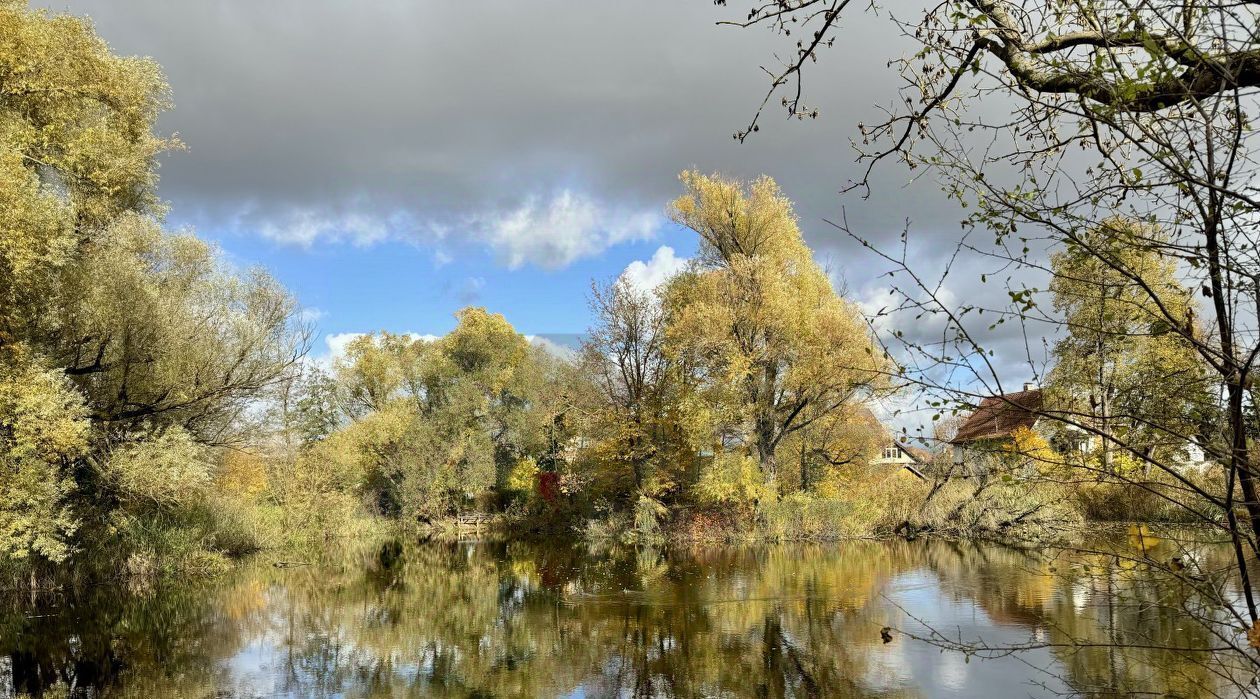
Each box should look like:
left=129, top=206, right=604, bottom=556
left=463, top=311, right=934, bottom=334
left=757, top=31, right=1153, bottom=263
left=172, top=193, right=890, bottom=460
left=455, top=512, right=493, bottom=532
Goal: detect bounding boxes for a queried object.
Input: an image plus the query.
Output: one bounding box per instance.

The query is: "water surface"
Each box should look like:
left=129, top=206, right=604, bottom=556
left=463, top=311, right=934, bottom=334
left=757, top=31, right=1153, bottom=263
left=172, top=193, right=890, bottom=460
left=0, top=534, right=1249, bottom=697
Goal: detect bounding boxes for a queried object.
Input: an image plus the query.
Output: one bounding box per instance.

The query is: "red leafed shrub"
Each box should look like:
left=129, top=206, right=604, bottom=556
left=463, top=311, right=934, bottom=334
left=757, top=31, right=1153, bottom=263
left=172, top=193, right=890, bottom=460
left=536, top=471, right=560, bottom=502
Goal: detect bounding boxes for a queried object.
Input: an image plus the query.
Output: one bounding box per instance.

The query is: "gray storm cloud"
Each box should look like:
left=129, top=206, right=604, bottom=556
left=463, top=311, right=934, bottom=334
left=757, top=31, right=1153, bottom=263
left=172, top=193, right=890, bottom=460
left=39, top=0, right=955, bottom=260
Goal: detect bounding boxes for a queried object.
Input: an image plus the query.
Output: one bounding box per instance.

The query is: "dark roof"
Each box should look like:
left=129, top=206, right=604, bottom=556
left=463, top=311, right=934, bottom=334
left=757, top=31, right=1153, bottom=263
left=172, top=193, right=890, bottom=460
left=951, top=389, right=1043, bottom=443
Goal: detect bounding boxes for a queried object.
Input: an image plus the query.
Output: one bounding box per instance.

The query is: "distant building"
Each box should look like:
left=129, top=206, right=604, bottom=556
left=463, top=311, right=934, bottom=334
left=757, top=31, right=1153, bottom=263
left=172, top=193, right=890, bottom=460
left=949, top=382, right=1214, bottom=475
left=872, top=440, right=930, bottom=480
left=1173, top=439, right=1213, bottom=473
left=949, top=383, right=1046, bottom=468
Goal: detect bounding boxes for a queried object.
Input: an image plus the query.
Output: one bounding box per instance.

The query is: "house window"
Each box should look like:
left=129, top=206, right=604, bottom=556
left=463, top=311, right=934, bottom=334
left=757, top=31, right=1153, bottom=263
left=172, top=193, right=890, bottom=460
left=882, top=447, right=901, bottom=460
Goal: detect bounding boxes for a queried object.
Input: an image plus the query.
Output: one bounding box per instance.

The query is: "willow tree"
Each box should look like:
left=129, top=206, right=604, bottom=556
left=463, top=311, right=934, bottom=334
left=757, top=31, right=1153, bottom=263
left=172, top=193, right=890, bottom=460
left=0, top=0, right=173, bottom=349
left=311, top=308, right=583, bottom=519
left=0, top=1, right=173, bottom=565
left=663, top=171, right=887, bottom=487
left=55, top=214, right=306, bottom=445
left=0, top=2, right=308, bottom=571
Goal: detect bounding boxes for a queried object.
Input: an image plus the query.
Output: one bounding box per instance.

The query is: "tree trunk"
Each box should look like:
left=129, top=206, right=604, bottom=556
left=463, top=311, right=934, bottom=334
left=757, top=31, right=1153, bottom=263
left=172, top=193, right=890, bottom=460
left=799, top=439, right=808, bottom=492
left=1226, top=382, right=1260, bottom=544
left=757, top=430, right=778, bottom=483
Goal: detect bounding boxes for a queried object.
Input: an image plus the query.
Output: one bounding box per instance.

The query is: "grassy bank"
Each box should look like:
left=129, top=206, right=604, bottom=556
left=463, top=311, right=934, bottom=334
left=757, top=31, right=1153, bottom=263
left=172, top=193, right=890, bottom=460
left=570, top=471, right=1230, bottom=548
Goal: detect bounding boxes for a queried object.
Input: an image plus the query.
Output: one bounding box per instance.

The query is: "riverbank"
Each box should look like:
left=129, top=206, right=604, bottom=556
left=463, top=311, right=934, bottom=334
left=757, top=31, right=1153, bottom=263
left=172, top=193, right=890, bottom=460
left=0, top=465, right=1225, bottom=597
left=419, top=475, right=1221, bottom=549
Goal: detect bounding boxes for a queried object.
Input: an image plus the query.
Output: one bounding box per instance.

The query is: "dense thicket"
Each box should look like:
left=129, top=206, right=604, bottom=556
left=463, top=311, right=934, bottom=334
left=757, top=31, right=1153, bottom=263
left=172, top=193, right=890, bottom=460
left=0, top=2, right=306, bottom=582
left=283, top=173, right=894, bottom=539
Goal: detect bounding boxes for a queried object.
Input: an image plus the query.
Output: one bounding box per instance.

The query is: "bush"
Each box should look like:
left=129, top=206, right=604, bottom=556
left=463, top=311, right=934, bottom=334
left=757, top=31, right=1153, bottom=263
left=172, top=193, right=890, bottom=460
left=1074, top=474, right=1220, bottom=523
left=694, top=453, right=772, bottom=513
left=104, top=428, right=212, bottom=508
left=759, top=492, right=860, bottom=540
left=913, top=480, right=1083, bottom=541
left=583, top=507, right=634, bottom=541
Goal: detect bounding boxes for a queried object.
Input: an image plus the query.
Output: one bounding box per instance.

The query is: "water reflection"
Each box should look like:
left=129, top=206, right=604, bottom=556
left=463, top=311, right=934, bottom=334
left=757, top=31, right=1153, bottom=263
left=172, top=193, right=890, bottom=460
left=0, top=534, right=1249, bottom=697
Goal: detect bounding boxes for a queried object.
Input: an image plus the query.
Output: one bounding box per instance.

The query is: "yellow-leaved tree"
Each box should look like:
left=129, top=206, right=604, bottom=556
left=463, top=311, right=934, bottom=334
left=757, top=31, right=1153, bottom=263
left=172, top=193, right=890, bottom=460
left=663, top=171, right=889, bottom=494
left=0, top=0, right=174, bottom=348
left=0, top=2, right=308, bottom=574
left=0, top=1, right=173, bottom=566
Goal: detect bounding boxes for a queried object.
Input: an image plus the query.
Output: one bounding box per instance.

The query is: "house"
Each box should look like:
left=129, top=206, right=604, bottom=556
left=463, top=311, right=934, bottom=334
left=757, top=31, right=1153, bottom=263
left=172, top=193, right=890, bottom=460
left=950, top=382, right=1213, bottom=474
left=847, top=405, right=930, bottom=480
left=872, top=440, right=930, bottom=480
left=950, top=383, right=1046, bottom=468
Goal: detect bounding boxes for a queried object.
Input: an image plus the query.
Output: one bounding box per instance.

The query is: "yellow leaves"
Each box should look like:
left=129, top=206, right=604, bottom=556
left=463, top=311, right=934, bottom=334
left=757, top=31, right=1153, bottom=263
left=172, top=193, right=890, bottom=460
left=444, top=306, right=529, bottom=389
left=1047, top=218, right=1209, bottom=463
left=216, top=450, right=269, bottom=499
left=507, top=457, right=540, bottom=495
left=670, top=170, right=802, bottom=265
left=337, top=332, right=410, bottom=413
left=306, top=400, right=412, bottom=486
left=312, top=306, right=554, bottom=517
left=105, top=427, right=213, bottom=508
left=0, top=357, right=88, bottom=463
left=0, top=354, right=86, bottom=562
left=56, top=213, right=303, bottom=437
left=0, top=0, right=175, bottom=340
left=662, top=171, right=889, bottom=481
left=695, top=453, right=772, bottom=508
left=1005, top=426, right=1054, bottom=465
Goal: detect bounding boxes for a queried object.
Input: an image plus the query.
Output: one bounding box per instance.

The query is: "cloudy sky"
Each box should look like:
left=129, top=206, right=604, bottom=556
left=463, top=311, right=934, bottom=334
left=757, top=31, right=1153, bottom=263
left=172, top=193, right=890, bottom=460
left=35, top=0, right=1035, bottom=401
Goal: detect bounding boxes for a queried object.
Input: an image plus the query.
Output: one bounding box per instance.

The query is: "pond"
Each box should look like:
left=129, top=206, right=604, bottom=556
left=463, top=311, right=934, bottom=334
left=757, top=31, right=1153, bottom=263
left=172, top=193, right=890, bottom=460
left=0, top=532, right=1253, bottom=697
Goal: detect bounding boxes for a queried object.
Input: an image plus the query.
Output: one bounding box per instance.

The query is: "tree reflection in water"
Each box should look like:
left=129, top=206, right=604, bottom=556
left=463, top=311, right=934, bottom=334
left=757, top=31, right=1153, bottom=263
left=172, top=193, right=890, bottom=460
left=0, top=533, right=1250, bottom=697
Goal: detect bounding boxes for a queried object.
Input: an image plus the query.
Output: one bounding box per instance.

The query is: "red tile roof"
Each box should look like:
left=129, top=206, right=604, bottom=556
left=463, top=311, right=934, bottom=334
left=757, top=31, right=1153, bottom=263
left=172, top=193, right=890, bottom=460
left=951, top=389, right=1043, bottom=443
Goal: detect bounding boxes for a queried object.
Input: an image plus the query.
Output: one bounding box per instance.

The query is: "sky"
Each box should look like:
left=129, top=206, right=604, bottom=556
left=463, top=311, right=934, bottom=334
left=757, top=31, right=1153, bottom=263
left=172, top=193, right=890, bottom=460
left=33, top=0, right=1041, bottom=420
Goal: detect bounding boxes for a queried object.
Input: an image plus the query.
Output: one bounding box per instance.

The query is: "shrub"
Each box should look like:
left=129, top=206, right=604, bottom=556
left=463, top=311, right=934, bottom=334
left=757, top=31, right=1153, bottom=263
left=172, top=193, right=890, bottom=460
left=758, top=492, right=857, bottom=540
left=1074, top=473, right=1221, bottom=523
left=914, top=480, right=1083, bottom=541
left=104, top=428, right=212, bottom=508
left=694, top=453, right=771, bottom=513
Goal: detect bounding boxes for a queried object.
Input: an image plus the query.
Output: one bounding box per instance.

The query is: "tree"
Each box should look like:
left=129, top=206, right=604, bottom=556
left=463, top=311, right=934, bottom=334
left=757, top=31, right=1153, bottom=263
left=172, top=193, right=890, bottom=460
left=716, top=0, right=1260, bottom=540
left=1046, top=220, right=1212, bottom=472
left=0, top=2, right=309, bottom=572
left=291, top=366, right=343, bottom=445
left=663, top=171, right=887, bottom=486
left=581, top=276, right=674, bottom=494
left=55, top=214, right=308, bottom=445
left=0, top=0, right=173, bottom=350
left=314, top=308, right=583, bottom=519
left=335, top=332, right=415, bottom=418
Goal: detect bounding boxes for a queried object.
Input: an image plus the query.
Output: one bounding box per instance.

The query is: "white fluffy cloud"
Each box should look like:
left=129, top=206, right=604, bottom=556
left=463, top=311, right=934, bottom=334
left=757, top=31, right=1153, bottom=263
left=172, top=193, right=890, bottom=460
left=620, top=245, right=688, bottom=292
left=481, top=191, right=660, bottom=269
left=322, top=332, right=367, bottom=362
left=254, top=209, right=403, bottom=247
left=244, top=190, right=662, bottom=270
left=524, top=334, right=578, bottom=359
